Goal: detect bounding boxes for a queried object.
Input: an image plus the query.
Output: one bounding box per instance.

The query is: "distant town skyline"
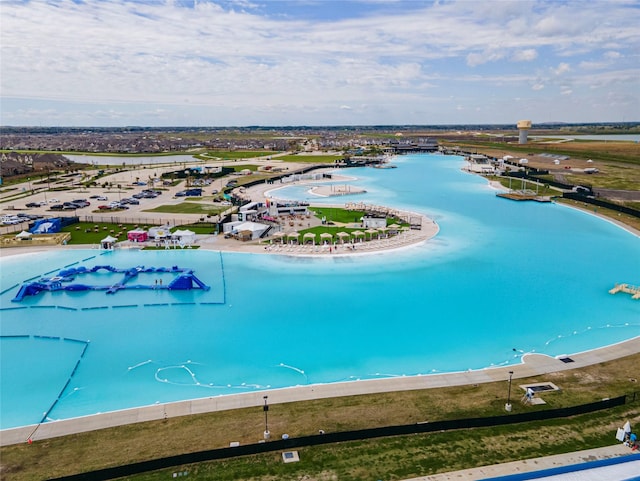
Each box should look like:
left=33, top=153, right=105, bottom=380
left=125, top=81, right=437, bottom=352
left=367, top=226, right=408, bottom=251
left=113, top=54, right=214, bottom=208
left=1, top=0, right=639, bottom=127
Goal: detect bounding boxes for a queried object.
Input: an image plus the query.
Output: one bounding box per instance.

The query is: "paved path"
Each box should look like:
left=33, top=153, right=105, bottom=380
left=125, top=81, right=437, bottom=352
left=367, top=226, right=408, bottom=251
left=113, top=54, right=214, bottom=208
left=407, top=445, right=637, bottom=480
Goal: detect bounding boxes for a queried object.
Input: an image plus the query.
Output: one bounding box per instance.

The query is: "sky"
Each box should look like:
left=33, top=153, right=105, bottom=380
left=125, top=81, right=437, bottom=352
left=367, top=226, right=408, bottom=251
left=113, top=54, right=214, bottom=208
left=1, top=0, right=639, bottom=127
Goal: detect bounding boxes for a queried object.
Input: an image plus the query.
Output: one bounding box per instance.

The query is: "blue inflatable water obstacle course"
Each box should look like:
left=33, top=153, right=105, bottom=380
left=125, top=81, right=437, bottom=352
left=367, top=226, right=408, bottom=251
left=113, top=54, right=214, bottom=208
left=12, top=265, right=210, bottom=302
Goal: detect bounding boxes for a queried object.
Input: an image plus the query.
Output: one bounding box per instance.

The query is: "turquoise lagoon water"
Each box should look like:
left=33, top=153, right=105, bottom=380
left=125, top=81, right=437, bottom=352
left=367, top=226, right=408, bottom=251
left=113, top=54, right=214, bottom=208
left=1, top=154, right=639, bottom=430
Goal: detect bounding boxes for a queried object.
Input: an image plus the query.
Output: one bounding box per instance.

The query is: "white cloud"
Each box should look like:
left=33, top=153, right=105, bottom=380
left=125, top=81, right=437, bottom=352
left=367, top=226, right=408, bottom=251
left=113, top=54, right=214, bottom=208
left=466, top=51, right=504, bottom=67
left=532, top=83, right=545, bottom=91
left=552, top=63, right=571, bottom=75
left=604, top=51, right=622, bottom=60
left=1, top=0, right=638, bottom=125
left=511, top=49, right=538, bottom=62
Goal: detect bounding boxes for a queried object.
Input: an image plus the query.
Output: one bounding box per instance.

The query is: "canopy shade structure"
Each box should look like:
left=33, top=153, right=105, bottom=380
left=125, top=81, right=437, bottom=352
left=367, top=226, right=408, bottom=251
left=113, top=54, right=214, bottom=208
left=15, top=230, right=32, bottom=239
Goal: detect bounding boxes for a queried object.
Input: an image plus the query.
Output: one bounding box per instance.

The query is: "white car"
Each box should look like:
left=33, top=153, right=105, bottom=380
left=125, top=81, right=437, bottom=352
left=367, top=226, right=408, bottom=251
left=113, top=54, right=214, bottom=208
left=96, top=196, right=108, bottom=201
left=1, top=216, right=21, bottom=225
left=48, top=198, right=59, bottom=203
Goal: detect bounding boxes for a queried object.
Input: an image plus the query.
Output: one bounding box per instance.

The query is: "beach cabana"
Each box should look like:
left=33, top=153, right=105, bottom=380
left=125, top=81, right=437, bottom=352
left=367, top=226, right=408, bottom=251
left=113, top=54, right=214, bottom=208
left=336, top=231, right=350, bottom=244
left=351, top=230, right=365, bottom=242
left=287, top=231, right=300, bottom=244
left=272, top=231, right=286, bottom=243
left=320, top=232, right=333, bottom=245
left=303, top=232, right=316, bottom=245
left=365, top=228, right=379, bottom=240
left=127, top=229, right=148, bottom=243
left=387, top=224, right=400, bottom=235
left=100, top=235, right=117, bottom=250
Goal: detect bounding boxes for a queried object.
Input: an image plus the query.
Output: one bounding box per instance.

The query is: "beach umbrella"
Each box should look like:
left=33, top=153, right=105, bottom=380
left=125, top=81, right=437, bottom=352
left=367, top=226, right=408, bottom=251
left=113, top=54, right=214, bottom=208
left=623, top=421, right=632, bottom=434
left=519, top=158, right=529, bottom=164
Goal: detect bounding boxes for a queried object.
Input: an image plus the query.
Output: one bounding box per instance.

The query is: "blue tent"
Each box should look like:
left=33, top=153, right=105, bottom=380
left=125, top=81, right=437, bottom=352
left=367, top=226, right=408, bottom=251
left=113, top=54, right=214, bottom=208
left=30, top=217, right=62, bottom=234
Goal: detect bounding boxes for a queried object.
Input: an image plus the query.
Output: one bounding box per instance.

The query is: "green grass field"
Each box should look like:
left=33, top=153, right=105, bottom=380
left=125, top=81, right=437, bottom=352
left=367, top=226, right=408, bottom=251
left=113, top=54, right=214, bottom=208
left=277, top=154, right=344, bottom=163
left=143, top=202, right=229, bottom=215
left=61, top=221, right=154, bottom=244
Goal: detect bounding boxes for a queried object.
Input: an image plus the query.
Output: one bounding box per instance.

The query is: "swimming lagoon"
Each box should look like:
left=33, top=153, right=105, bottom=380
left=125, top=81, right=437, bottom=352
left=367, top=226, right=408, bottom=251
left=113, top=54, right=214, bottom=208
left=1, top=153, right=639, bottom=430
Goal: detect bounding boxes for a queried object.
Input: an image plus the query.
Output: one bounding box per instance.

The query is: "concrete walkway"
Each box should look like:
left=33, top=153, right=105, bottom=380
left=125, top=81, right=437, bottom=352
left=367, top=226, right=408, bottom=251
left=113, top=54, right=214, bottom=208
left=407, top=445, right=637, bottom=480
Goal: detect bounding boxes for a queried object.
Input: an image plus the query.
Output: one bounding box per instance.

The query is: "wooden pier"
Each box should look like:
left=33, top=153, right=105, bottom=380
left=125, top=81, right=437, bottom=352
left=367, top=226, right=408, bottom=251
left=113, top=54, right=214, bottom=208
left=609, top=283, right=640, bottom=300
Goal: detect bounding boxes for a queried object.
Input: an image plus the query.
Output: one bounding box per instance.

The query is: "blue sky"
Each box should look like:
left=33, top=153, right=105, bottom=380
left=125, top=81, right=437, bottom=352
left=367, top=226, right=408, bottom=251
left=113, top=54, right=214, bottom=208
left=1, top=0, right=639, bottom=126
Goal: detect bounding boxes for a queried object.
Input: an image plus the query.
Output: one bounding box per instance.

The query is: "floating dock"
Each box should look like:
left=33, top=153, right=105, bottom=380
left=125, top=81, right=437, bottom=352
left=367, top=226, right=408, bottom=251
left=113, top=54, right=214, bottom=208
left=609, top=283, right=640, bottom=300
left=12, top=265, right=210, bottom=302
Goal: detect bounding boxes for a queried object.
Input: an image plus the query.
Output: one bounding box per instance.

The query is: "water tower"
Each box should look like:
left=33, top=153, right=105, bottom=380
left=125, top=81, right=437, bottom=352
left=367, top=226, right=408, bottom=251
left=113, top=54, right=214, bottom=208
left=517, top=120, right=532, bottom=144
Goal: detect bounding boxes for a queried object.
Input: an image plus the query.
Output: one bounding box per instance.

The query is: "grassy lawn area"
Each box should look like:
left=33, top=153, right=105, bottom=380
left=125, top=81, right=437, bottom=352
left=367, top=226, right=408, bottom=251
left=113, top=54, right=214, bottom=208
left=2, top=352, right=638, bottom=480
left=61, top=221, right=154, bottom=244
left=113, top=405, right=640, bottom=481
left=175, top=222, right=218, bottom=234
left=308, top=206, right=411, bottom=227
left=309, top=206, right=366, bottom=223
left=277, top=154, right=344, bottom=163
left=562, top=163, right=640, bottom=191
left=143, top=202, right=229, bottom=215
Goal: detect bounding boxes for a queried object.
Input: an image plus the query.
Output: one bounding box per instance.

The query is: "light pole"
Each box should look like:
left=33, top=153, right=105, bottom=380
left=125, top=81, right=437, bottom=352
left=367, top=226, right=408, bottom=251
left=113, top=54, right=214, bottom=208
left=263, top=395, right=270, bottom=440
left=505, top=370, right=514, bottom=412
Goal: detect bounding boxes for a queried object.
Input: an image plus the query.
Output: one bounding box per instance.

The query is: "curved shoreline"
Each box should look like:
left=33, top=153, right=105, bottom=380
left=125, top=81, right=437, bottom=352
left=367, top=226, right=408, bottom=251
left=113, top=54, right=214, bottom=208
left=1, top=166, right=638, bottom=443
left=2, top=335, right=638, bottom=445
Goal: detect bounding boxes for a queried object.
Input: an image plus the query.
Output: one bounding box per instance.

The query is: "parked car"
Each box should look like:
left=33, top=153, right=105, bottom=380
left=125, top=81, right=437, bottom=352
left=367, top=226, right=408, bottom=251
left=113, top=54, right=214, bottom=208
left=176, top=188, right=202, bottom=197
left=25, top=202, right=41, bottom=208
left=1, top=216, right=22, bottom=225
left=90, top=195, right=108, bottom=201
left=49, top=204, right=64, bottom=210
